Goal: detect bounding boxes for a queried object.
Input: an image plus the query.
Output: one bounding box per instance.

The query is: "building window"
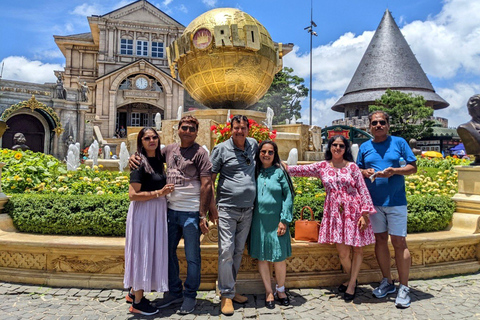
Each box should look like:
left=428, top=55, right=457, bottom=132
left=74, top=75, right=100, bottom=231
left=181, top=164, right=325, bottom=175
left=131, top=113, right=140, bottom=126
left=120, top=39, right=133, bottom=55
left=142, top=113, right=149, bottom=127
left=137, top=40, right=148, bottom=56
left=152, top=42, right=164, bottom=58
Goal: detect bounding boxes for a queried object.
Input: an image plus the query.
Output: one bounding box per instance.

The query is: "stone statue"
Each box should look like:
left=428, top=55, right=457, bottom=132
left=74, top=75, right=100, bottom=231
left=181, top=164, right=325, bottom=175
left=291, top=115, right=297, bottom=124
left=309, top=126, right=322, bottom=151
left=265, top=107, right=274, bottom=130
left=226, top=109, right=231, bottom=123
left=409, top=139, right=422, bottom=156
left=177, top=105, right=183, bottom=120
left=202, top=145, right=210, bottom=156
left=12, top=133, right=30, bottom=151
left=74, top=142, right=81, bottom=161
left=65, top=135, right=75, bottom=149
left=56, top=75, right=66, bottom=100
left=155, top=113, right=162, bottom=131
left=104, top=145, right=111, bottom=159
left=457, top=94, right=480, bottom=166
left=285, top=119, right=290, bottom=125
left=67, top=143, right=80, bottom=170
left=287, top=148, right=298, bottom=165
left=119, top=142, right=129, bottom=172
left=88, top=140, right=99, bottom=167
left=79, top=81, right=89, bottom=102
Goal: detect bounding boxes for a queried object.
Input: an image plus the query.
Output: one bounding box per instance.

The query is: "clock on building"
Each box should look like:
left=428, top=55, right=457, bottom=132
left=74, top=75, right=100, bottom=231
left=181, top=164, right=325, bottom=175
left=135, top=76, right=148, bottom=90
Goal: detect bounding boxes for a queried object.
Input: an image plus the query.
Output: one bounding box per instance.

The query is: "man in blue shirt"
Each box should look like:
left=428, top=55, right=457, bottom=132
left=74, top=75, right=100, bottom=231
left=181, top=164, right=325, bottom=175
left=357, top=111, right=417, bottom=309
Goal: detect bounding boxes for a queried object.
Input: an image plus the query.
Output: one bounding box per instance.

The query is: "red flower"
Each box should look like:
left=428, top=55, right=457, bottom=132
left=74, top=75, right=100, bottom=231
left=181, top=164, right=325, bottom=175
left=210, top=125, right=217, bottom=132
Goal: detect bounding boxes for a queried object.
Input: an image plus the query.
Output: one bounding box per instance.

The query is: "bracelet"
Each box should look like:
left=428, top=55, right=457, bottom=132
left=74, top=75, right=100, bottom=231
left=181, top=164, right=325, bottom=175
left=199, top=215, right=207, bottom=220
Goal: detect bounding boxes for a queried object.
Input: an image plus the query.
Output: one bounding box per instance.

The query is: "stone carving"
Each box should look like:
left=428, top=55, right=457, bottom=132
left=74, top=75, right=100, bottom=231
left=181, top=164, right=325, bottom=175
left=177, top=105, right=183, bottom=120
left=12, top=133, right=30, bottom=151
left=265, top=107, right=274, bottom=130
left=287, top=148, right=298, bottom=165
left=55, top=75, right=66, bottom=99
left=88, top=140, right=99, bottom=167
left=66, top=143, right=80, bottom=171
left=154, top=112, right=162, bottom=131
left=119, top=142, right=129, bottom=172
left=226, top=109, right=231, bottom=123
left=409, top=139, right=422, bottom=155
left=309, top=126, right=322, bottom=151
left=104, top=145, right=111, bottom=159
left=285, top=119, right=290, bottom=124
left=0, top=251, right=46, bottom=269
left=457, top=94, right=480, bottom=165
left=79, top=81, right=89, bottom=102
left=50, top=255, right=124, bottom=273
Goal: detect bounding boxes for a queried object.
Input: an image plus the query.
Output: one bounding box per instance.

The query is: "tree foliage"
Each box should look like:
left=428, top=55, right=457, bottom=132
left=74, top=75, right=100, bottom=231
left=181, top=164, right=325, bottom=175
left=369, top=89, right=434, bottom=141
left=252, top=67, right=308, bottom=125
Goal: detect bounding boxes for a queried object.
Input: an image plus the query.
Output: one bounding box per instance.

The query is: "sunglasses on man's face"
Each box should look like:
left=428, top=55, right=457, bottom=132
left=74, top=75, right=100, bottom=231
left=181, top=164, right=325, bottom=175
left=371, top=120, right=387, bottom=126
left=260, top=150, right=274, bottom=155
left=331, top=143, right=345, bottom=149
left=142, top=135, right=159, bottom=141
left=180, top=126, right=197, bottom=133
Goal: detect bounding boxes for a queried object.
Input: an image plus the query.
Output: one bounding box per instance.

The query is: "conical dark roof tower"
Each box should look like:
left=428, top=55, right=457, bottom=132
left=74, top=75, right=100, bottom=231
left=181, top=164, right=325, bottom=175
left=332, top=9, right=448, bottom=113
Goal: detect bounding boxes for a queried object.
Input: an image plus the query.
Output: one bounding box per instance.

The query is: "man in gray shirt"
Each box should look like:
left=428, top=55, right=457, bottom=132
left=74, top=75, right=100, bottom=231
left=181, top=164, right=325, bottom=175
left=209, top=115, right=258, bottom=316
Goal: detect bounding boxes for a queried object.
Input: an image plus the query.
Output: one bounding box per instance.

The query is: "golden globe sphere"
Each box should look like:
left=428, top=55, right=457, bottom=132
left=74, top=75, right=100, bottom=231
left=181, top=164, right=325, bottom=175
left=168, top=8, right=283, bottom=109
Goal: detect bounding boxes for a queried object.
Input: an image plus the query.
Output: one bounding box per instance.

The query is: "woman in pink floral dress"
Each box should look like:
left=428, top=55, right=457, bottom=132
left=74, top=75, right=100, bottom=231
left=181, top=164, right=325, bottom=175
left=288, top=135, right=376, bottom=302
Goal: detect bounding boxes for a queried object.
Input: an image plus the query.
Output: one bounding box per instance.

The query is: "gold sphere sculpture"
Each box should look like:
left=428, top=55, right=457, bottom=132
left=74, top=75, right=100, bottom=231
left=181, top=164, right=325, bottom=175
left=167, top=8, right=284, bottom=109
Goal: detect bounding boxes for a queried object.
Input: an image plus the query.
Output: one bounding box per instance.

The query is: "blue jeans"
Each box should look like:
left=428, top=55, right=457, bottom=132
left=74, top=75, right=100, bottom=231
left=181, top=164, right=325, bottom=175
left=167, top=209, right=201, bottom=299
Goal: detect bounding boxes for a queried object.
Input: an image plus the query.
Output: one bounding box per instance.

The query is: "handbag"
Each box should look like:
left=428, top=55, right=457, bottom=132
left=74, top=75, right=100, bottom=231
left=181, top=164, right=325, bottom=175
left=294, top=206, right=320, bottom=242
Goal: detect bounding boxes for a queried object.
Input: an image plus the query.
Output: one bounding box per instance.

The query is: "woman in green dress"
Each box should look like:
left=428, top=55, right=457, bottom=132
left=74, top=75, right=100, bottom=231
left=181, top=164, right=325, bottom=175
left=248, top=141, right=294, bottom=309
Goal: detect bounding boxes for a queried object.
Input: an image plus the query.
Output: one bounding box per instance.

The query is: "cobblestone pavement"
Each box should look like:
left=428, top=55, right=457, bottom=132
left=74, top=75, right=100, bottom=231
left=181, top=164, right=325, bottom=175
left=1, top=272, right=479, bottom=320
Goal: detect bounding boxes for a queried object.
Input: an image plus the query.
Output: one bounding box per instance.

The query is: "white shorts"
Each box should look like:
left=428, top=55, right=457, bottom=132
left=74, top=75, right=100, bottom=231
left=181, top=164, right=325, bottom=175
left=370, top=205, right=408, bottom=237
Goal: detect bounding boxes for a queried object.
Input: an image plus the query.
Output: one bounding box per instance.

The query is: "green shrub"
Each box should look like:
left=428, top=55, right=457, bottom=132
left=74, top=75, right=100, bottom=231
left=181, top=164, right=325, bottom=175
left=5, top=194, right=129, bottom=236
left=407, top=194, right=455, bottom=233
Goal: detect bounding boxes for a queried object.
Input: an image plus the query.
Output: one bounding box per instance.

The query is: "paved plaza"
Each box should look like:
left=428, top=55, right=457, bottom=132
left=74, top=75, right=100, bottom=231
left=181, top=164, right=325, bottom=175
left=1, top=272, right=479, bottom=320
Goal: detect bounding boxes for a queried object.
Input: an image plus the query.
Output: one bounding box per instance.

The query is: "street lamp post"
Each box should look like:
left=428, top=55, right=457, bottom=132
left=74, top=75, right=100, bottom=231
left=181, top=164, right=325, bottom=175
left=304, top=0, right=317, bottom=126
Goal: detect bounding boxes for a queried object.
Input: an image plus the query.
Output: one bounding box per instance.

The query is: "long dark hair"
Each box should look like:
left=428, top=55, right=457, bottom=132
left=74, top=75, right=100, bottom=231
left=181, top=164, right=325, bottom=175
left=136, top=127, right=163, bottom=174
left=255, top=140, right=295, bottom=199
left=325, top=135, right=354, bottom=162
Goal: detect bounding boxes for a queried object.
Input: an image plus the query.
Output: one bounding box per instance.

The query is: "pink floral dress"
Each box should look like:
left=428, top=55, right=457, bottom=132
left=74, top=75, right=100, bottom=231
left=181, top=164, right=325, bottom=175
left=289, top=161, right=376, bottom=247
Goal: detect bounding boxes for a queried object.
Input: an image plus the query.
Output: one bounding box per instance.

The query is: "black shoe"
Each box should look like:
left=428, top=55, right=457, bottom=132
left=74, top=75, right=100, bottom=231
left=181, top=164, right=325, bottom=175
left=275, top=292, right=290, bottom=306
left=344, top=286, right=357, bottom=302
left=265, top=300, right=275, bottom=309
left=129, top=297, right=159, bottom=315
left=338, top=284, right=347, bottom=293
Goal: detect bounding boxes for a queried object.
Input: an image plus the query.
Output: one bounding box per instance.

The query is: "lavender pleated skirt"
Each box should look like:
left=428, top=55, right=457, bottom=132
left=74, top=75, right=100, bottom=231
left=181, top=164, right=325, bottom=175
left=123, top=196, right=169, bottom=292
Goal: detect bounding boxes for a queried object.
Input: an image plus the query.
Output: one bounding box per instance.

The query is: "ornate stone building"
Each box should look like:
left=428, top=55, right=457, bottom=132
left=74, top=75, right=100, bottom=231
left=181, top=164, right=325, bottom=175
left=331, top=9, right=449, bottom=130
left=0, top=0, right=185, bottom=157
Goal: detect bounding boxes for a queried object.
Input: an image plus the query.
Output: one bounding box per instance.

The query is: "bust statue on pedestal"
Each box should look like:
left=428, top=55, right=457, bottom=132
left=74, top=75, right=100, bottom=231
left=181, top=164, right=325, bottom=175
left=457, top=94, right=480, bottom=166
left=12, top=133, right=30, bottom=151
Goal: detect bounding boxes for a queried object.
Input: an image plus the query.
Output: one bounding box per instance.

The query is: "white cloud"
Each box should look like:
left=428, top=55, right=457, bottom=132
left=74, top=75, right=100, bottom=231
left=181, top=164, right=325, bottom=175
left=401, top=0, right=480, bottom=78
left=71, top=3, right=102, bottom=17
left=435, top=83, right=480, bottom=127
left=299, top=96, right=342, bottom=127
left=163, top=0, right=173, bottom=6
left=202, top=0, right=217, bottom=8
left=178, top=4, right=188, bottom=13
left=0, top=56, right=61, bottom=84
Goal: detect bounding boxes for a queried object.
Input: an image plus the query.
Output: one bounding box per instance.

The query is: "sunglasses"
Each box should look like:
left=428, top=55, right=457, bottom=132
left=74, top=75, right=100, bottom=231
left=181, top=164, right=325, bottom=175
left=242, top=152, right=251, bottom=166
left=260, top=150, right=274, bottom=155
left=142, top=135, right=159, bottom=141
left=331, top=143, right=345, bottom=149
left=180, top=126, right=197, bottom=132
left=371, top=120, right=387, bottom=126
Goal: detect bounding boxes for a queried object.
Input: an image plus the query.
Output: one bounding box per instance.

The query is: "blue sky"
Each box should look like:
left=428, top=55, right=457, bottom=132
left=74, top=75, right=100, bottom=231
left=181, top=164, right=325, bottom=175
left=1, top=0, right=479, bottom=127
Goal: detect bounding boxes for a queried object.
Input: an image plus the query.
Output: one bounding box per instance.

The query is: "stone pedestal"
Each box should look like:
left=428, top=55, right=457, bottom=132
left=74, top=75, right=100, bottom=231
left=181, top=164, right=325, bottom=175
left=450, top=166, right=480, bottom=233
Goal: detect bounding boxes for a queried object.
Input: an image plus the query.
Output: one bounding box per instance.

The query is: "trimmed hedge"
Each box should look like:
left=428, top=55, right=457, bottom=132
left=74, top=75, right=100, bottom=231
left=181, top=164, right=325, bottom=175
left=4, top=193, right=455, bottom=237
left=5, top=194, right=129, bottom=236
left=406, top=194, right=455, bottom=233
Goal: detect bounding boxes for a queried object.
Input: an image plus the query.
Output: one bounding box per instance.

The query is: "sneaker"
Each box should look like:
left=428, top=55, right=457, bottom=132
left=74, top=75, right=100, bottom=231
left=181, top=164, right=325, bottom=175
left=156, top=292, right=183, bottom=309
left=372, top=278, right=396, bottom=298
left=125, top=288, right=134, bottom=304
left=395, top=284, right=411, bottom=309
left=129, top=297, right=159, bottom=316
left=177, top=296, right=196, bottom=315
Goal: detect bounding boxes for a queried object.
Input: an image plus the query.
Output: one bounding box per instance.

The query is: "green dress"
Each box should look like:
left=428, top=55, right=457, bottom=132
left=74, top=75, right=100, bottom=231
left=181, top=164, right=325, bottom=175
left=249, top=166, right=293, bottom=262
